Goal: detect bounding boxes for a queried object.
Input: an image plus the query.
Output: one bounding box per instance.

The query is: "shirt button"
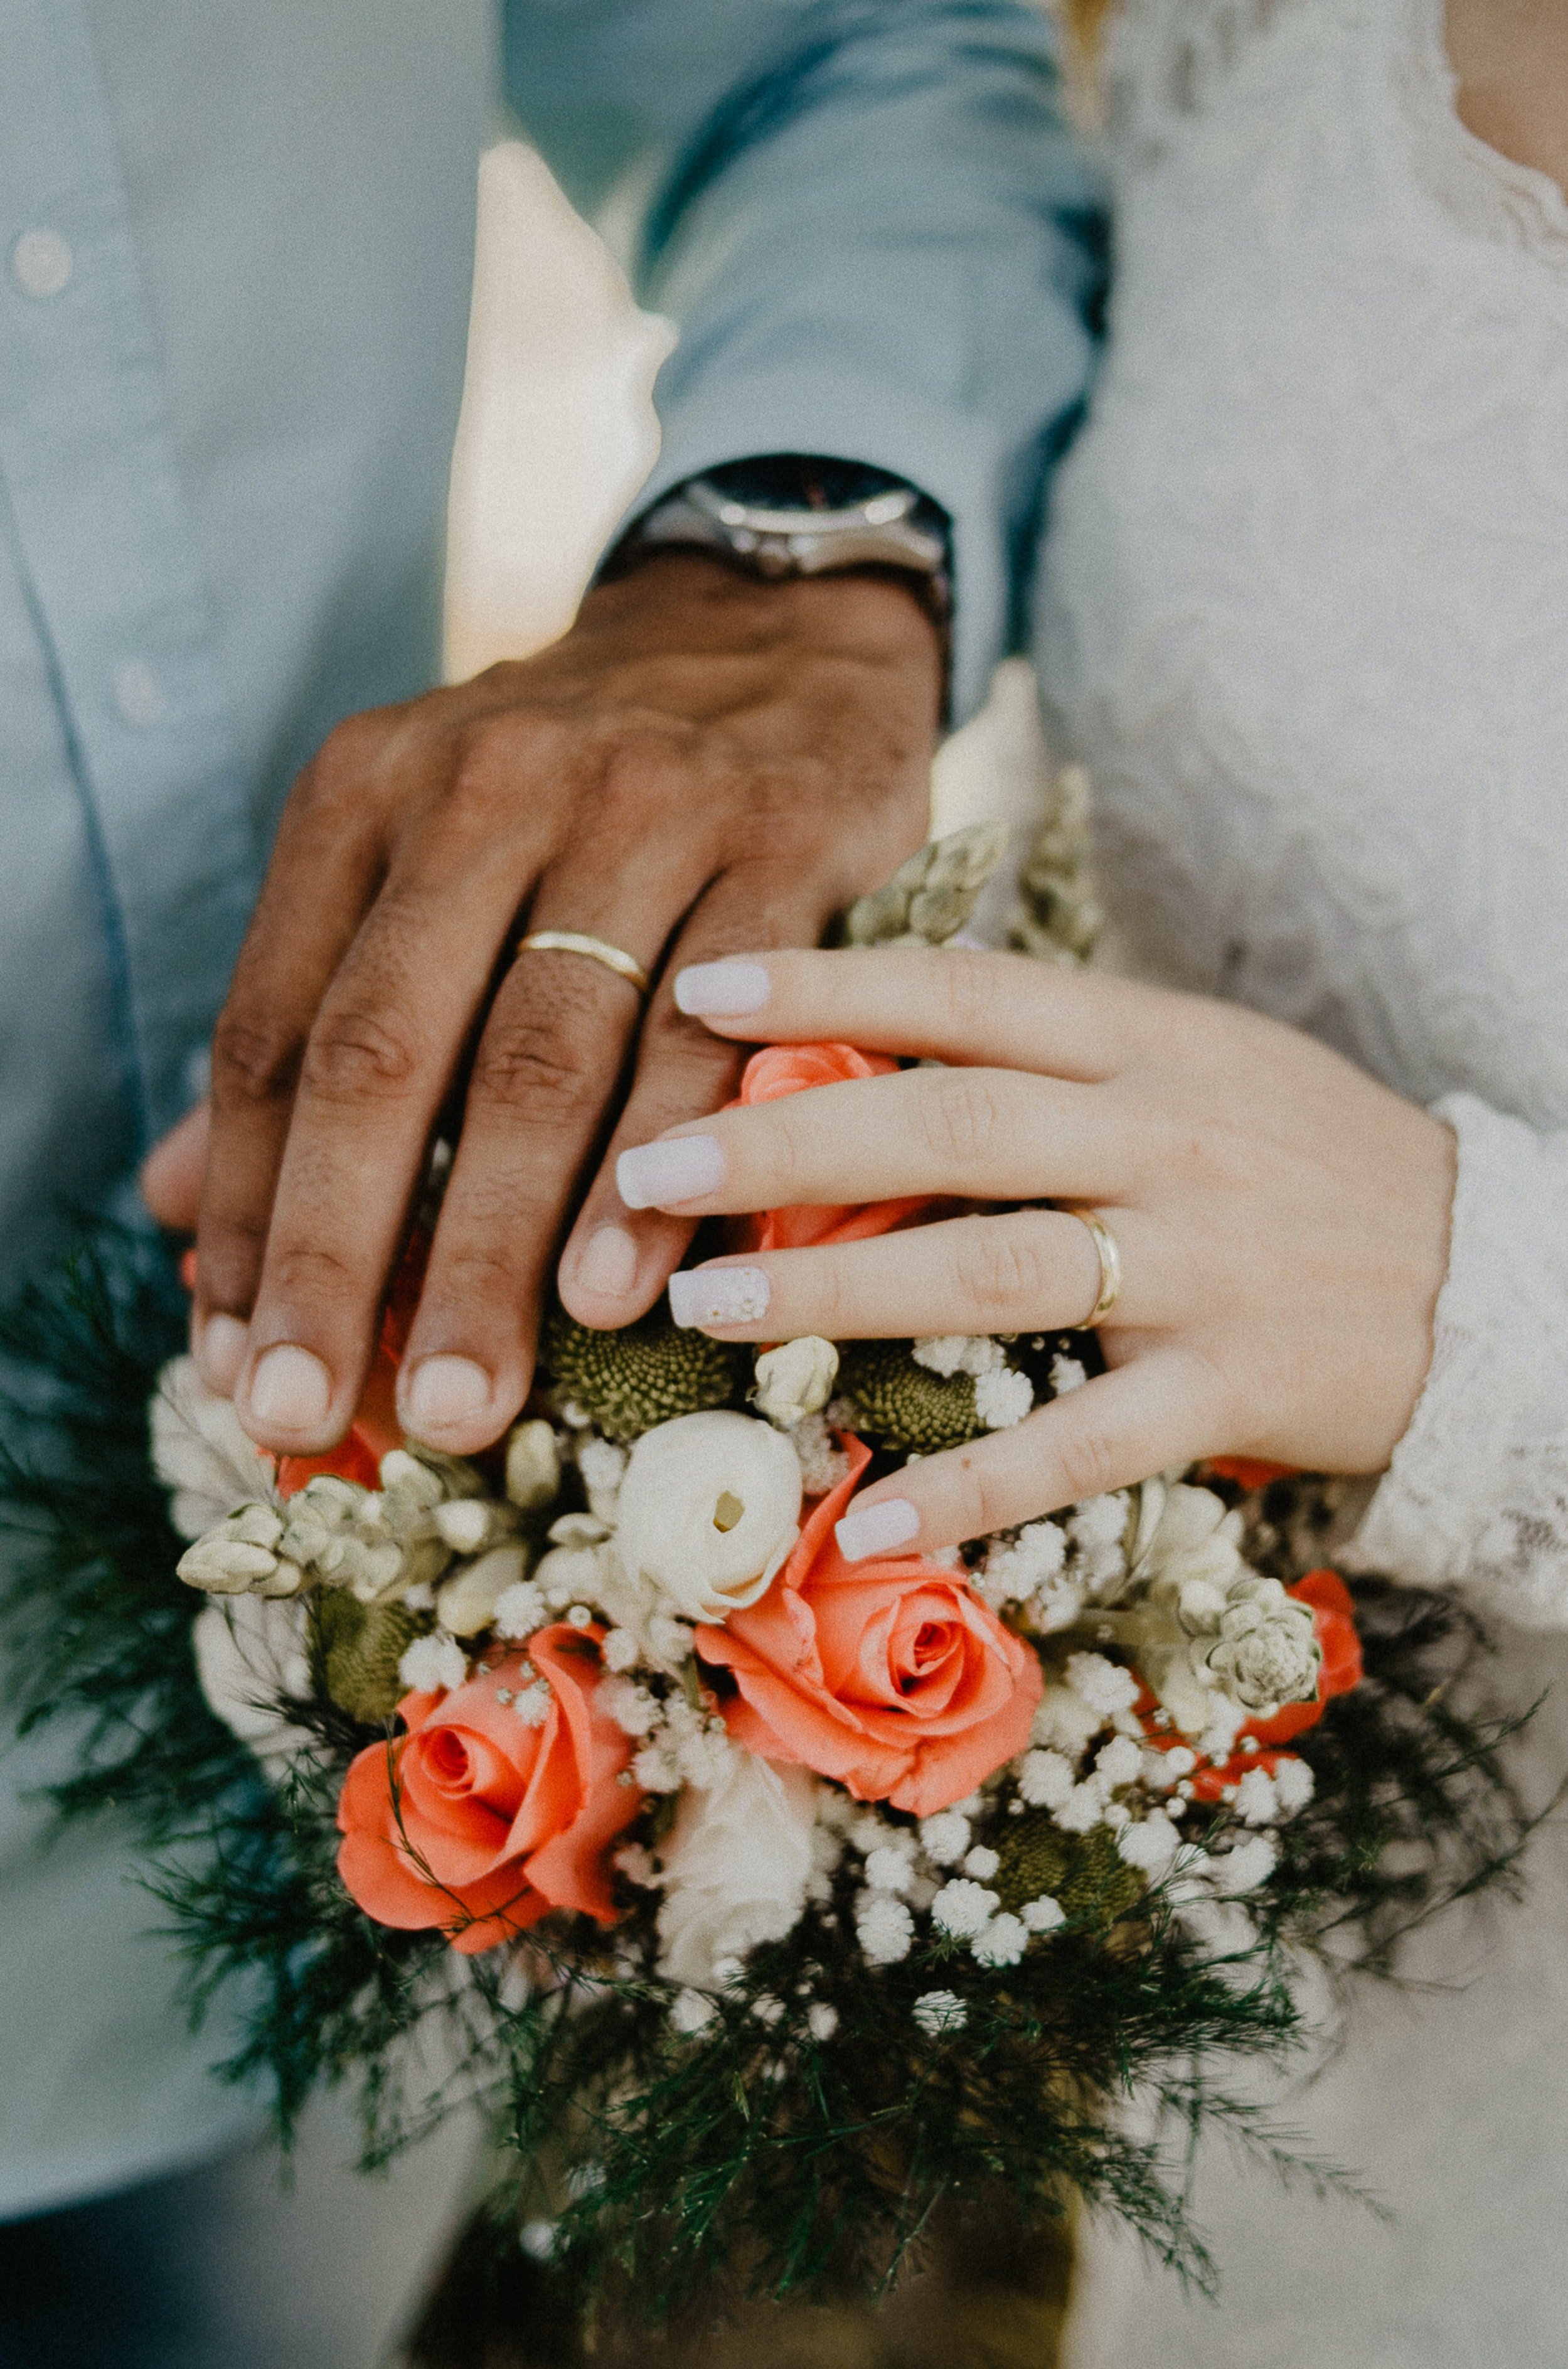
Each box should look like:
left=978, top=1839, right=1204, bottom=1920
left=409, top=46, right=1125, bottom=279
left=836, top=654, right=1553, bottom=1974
left=114, top=660, right=167, bottom=729
left=11, top=228, right=73, bottom=299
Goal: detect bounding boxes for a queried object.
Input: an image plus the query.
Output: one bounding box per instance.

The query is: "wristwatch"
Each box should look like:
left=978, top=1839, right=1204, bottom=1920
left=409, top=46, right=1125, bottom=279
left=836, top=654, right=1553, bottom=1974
left=603, top=454, right=952, bottom=628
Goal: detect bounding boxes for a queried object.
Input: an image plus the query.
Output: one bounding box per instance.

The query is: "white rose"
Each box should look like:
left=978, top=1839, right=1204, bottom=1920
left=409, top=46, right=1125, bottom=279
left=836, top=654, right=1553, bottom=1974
left=150, top=1356, right=277, bottom=1540
left=656, top=1753, right=818, bottom=1987
left=614, top=1411, right=802, bottom=1622
left=752, top=1337, right=840, bottom=1430
left=191, top=1595, right=314, bottom=1772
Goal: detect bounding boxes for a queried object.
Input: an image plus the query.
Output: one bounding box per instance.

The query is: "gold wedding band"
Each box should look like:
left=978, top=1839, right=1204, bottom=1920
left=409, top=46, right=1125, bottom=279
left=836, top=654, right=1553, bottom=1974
left=515, top=930, right=650, bottom=997
left=1068, top=1207, right=1122, bottom=1327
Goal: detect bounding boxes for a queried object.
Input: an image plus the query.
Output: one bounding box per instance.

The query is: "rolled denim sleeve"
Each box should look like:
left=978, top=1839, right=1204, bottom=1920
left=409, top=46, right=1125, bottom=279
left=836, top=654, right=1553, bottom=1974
left=506, top=0, right=1105, bottom=720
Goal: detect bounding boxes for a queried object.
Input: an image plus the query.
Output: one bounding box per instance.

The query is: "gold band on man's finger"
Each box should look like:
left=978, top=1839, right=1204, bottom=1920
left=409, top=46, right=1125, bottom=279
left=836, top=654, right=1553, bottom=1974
left=515, top=930, right=651, bottom=997
left=1067, top=1207, right=1122, bottom=1327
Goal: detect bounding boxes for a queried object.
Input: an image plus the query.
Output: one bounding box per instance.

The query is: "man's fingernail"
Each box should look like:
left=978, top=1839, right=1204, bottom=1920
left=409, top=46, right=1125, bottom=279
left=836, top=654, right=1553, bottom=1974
left=616, top=1135, right=725, bottom=1210
left=403, top=1356, right=493, bottom=1438
left=674, top=960, right=771, bottom=1018
left=668, top=1266, right=771, bottom=1329
left=196, top=1312, right=248, bottom=1394
left=245, top=1343, right=333, bottom=1431
left=573, top=1224, right=639, bottom=1299
left=835, top=1497, right=921, bottom=1563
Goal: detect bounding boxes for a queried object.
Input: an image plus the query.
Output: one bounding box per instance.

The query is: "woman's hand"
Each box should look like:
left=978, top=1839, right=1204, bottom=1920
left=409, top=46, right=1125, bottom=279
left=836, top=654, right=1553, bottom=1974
left=613, top=946, right=1456, bottom=1556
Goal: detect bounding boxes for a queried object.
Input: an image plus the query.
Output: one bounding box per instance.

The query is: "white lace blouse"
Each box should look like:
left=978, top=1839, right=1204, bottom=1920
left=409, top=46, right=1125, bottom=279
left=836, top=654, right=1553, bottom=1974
left=1035, top=1, right=1568, bottom=2358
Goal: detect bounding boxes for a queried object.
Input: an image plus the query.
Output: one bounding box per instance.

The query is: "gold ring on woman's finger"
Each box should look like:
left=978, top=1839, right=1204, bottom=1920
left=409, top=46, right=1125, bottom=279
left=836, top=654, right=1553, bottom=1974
left=515, top=930, right=650, bottom=997
left=1065, top=1207, right=1122, bottom=1326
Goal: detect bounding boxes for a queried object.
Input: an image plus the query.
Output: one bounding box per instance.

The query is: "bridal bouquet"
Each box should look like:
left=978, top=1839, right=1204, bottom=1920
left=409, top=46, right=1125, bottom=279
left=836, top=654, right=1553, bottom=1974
left=0, top=821, right=1536, bottom=2319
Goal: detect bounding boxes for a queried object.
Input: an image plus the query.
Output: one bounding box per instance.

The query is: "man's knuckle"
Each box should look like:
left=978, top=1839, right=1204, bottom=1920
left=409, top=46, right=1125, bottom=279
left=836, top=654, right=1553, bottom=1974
left=302, top=1007, right=424, bottom=1104
left=472, top=1015, right=595, bottom=1121
left=211, top=1012, right=302, bottom=1110
left=434, top=1242, right=530, bottom=1302
left=304, top=710, right=385, bottom=802
left=270, top=1240, right=359, bottom=1304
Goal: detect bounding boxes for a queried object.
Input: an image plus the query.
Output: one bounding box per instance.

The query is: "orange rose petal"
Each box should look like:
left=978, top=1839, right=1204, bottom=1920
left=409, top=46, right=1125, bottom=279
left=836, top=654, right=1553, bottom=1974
left=1207, top=1456, right=1298, bottom=1489
left=703, top=1430, right=1043, bottom=1812
left=728, top=1042, right=944, bottom=1253
left=887, top=1672, right=1041, bottom=1819
left=336, top=1626, right=641, bottom=1951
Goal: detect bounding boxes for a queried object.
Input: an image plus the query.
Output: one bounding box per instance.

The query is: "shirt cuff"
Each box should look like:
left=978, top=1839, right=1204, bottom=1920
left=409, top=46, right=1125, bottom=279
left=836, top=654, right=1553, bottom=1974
left=616, top=363, right=1020, bottom=725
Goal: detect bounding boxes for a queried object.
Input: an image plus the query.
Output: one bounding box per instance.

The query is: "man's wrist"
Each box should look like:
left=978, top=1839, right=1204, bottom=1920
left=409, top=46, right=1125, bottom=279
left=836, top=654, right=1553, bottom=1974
left=602, top=454, right=952, bottom=630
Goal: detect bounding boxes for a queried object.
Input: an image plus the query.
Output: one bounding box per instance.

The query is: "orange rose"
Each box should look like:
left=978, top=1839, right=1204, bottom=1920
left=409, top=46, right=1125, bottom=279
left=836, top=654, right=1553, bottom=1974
left=729, top=1042, right=941, bottom=1252
left=697, top=1438, right=1042, bottom=1817
left=336, top=1623, right=641, bottom=1954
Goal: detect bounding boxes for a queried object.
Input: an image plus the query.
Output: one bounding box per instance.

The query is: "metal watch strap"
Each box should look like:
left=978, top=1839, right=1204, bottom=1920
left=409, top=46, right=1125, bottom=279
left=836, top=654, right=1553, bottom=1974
left=602, top=454, right=952, bottom=623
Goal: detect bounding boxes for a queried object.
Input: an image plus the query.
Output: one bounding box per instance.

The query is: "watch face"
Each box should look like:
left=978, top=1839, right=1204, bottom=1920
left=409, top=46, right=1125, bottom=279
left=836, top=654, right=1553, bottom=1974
left=701, top=453, right=919, bottom=513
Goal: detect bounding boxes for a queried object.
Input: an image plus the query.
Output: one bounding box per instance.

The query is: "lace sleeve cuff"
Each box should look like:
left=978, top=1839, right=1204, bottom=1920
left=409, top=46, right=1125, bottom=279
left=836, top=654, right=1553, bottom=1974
left=1347, top=1093, right=1568, bottom=1625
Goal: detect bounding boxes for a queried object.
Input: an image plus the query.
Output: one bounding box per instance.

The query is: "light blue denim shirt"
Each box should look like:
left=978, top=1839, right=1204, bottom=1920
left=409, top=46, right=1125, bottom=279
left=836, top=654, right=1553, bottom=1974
left=0, top=0, right=1101, bottom=2212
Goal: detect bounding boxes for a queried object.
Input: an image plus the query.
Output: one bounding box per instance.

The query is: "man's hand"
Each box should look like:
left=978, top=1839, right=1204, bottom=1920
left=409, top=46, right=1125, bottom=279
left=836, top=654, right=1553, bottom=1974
left=141, top=552, right=939, bottom=1458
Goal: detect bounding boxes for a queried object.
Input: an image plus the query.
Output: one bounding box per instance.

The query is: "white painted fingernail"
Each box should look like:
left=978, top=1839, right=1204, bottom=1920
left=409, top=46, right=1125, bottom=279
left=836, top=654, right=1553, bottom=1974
left=674, top=960, right=771, bottom=1017
left=404, top=1355, right=493, bottom=1438
left=245, top=1343, right=332, bottom=1431
left=835, top=1497, right=921, bottom=1563
left=668, top=1266, right=771, bottom=1329
left=196, top=1312, right=248, bottom=1394
left=572, top=1224, right=639, bottom=1299
left=616, top=1135, right=725, bottom=1210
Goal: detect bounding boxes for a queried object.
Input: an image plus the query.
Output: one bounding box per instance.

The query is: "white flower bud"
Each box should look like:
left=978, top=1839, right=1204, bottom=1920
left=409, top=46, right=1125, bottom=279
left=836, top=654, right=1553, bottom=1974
left=1015, top=1749, right=1075, bottom=1810
left=377, top=1449, right=446, bottom=1511
left=855, top=1892, right=915, bottom=1965
left=669, top=1989, right=717, bottom=2035
left=255, top=1557, right=308, bottom=1599
left=864, top=1845, right=918, bottom=1895
left=493, top=1580, right=549, bottom=1640
left=177, top=1531, right=280, bottom=1594
left=433, top=1498, right=494, bottom=1554
left=506, top=1419, right=562, bottom=1511
left=752, top=1337, right=840, bottom=1429
left=1210, top=1835, right=1279, bottom=1895
left=1117, top=1815, right=1180, bottom=1877
left=1094, top=1735, right=1143, bottom=1789
left=971, top=1912, right=1028, bottom=1967
left=600, top=1625, right=639, bottom=1670
left=398, top=1633, right=468, bottom=1694
left=912, top=1989, right=968, bottom=2036
left=341, top=1537, right=408, bottom=1603
left=931, top=1878, right=1000, bottom=1938
left=917, top=1810, right=971, bottom=1866
left=1020, top=1894, right=1067, bottom=1932
left=974, top=1366, right=1033, bottom=1430
left=436, top=1543, right=531, bottom=1636
left=1272, top=1755, right=1316, bottom=1814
